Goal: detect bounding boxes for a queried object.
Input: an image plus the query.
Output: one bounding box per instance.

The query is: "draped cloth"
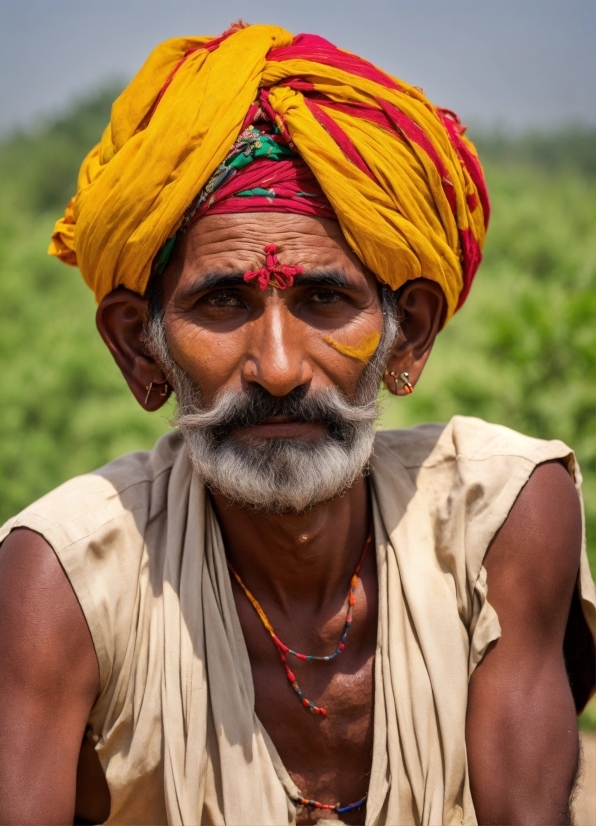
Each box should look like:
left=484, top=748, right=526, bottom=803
left=49, top=25, right=489, bottom=321
left=1, top=418, right=594, bottom=826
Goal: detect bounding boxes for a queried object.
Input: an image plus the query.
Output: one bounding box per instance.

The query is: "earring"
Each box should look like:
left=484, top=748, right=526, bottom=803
left=145, top=381, right=169, bottom=405
left=385, top=370, right=414, bottom=395
left=398, top=372, right=414, bottom=394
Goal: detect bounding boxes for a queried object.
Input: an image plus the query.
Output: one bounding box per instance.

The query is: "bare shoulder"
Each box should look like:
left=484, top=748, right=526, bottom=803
left=467, top=461, right=585, bottom=823
left=0, top=528, right=99, bottom=824
left=484, top=459, right=581, bottom=629
left=0, top=527, right=98, bottom=679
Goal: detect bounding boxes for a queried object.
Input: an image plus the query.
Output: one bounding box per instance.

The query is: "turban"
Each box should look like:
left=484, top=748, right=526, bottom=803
left=49, top=24, right=489, bottom=321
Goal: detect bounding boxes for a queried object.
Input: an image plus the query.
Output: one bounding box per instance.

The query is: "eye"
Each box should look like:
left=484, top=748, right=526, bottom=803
left=309, top=289, right=342, bottom=305
left=206, top=290, right=244, bottom=308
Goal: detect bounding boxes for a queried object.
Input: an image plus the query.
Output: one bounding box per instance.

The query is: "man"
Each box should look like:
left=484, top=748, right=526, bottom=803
left=0, top=23, right=594, bottom=826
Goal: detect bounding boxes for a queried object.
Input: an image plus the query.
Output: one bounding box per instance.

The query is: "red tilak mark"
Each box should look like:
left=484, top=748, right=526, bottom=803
left=243, top=245, right=303, bottom=290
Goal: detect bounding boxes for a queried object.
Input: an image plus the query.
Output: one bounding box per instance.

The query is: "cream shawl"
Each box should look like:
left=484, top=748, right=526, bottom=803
left=1, top=416, right=594, bottom=825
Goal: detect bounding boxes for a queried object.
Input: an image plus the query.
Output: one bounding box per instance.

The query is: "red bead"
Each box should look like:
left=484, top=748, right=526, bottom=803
left=296, top=653, right=308, bottom=661
left=273, top=636, right=289, bottom=652
left=302, top=698, right=310, bottom=708
left=339, top=643, right=345, bottom=650
left=287, top=671, right=296, bottom=682
left=319, top=707, right=328, bottom=716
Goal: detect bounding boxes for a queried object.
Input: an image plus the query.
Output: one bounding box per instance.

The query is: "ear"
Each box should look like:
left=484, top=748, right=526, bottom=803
left=96, top=289, right=172, bottom=411
left=383, top=278, right=446, bottom=396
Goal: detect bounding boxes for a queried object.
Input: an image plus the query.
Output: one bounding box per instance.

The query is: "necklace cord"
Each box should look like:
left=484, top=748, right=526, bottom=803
left=227, top=530, right=372, bottom=814
left=227, top=530, right=372, bottom=715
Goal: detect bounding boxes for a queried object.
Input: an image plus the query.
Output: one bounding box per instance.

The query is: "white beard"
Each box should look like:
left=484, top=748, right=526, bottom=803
left=144, top=287, right=399, bottom=513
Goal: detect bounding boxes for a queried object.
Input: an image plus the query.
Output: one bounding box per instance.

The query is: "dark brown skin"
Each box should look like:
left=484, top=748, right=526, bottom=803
left=0, top=213, right=585, bottom=825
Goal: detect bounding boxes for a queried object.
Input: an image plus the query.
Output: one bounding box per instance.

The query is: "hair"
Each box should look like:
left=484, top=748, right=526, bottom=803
left=142, top=257, right=400, bottom=513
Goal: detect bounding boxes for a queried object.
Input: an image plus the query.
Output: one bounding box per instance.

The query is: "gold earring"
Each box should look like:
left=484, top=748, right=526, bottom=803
left=144, top=382, right=154, bottom=405
left=387, top=370, right=414, bottom=394
left=399, top=372, right=414, bottom=394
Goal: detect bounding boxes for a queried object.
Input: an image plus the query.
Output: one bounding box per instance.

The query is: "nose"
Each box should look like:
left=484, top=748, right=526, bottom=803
left=242, top=303, right=312, bottom=397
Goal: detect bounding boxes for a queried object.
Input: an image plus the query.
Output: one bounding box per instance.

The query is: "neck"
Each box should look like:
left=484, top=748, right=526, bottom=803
left=211, top=477, right=371, bottom=612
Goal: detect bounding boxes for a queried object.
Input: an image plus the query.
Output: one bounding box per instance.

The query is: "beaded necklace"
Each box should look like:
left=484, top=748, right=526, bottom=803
left=226, top=531, right=371, bottom=716
left=227, top=532, right=372, bottom=816
left=293, top=793, right=368, bottom=815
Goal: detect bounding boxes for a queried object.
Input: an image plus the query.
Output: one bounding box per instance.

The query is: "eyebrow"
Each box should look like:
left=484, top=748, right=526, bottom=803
left=179, top=267, right=352, bottom=300
left=296, top=269, right=350, bottom=288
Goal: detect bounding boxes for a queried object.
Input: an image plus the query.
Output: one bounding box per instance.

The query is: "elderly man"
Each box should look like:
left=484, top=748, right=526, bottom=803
left=0, top=23, right=594, bottom=826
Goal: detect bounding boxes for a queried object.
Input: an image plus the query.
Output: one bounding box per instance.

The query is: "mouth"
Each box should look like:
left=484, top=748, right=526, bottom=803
left=232, top=416, right=327, bottom=441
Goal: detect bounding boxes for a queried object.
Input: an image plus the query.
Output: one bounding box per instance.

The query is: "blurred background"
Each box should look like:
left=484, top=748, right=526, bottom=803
left=0, top=0, right=594, bottom=744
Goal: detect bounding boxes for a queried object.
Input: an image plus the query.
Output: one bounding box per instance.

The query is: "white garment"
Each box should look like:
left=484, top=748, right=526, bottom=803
left=1, top=416, right=594, bottom=825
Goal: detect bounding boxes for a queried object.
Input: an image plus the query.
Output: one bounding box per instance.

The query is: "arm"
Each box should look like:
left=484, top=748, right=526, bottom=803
left=466, top=461, right=582, bottom=826
left=0, top=528, right=99, bottom=825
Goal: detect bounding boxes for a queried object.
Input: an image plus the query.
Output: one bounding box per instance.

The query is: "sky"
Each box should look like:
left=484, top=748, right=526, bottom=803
left=1, top=0, right=595, bottom=134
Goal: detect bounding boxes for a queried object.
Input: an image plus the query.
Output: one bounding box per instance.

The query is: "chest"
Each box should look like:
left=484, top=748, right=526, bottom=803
left=231, top=564, right=378, bottom=824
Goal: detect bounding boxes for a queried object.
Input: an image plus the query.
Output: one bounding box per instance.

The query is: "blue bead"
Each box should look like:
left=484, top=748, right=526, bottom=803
left=336, top=796, right=367, bottom=814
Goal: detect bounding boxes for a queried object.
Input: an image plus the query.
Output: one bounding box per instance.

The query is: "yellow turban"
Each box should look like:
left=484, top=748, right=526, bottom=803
left=49, top=24, right=489, bottom=321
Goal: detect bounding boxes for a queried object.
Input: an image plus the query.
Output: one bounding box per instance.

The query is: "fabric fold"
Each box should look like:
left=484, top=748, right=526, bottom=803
left=1, top=418, right=594, bottom=825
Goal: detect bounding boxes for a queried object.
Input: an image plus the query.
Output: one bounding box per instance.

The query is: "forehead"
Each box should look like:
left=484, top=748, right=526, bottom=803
left=170, top=212, right=370, bottom=280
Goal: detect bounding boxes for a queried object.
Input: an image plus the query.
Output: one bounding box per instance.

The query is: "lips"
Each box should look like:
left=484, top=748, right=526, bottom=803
left=232, top=417, right=327, bottom=440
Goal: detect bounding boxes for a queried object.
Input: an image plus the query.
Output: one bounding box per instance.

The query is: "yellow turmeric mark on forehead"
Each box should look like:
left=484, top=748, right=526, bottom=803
left=323, top=331, right=381, bottom=363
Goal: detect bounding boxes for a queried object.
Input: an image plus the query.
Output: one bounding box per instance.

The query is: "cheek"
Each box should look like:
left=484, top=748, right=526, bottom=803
left=311, top=308, right=385, bottom=392
left=321, top=303, right=384, bottom=359
left=166, top=319, right=248, bottom=397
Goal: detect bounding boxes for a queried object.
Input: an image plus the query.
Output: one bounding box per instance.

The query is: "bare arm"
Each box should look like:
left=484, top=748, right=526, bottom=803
left=0, top=528, right=99, bottom=825
left=466, top=461, right=582, bottom=825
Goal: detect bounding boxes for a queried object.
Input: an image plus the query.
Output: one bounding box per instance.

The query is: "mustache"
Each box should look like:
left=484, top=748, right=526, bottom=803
left=174, top=384, right=378, bottom=441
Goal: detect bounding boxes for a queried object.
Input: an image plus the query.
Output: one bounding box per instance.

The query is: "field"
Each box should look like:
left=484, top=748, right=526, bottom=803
left=0, top=88, right=594, bottom=730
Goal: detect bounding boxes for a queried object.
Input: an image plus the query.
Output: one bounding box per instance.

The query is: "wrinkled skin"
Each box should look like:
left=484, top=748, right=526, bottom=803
left=0, top=214, right=588, bottom=825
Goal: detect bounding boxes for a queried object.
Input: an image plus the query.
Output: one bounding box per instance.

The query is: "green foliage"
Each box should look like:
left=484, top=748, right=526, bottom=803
left=0, top=212, right=172, bottom=521
left=380, top=150, right=596, bottom=574
left=473, top=127, right=596, bottom=179
left=0, top=81, right=123, bottom=213
left=0, top=87, right=594, bottom=589
left=580, top=695, right=596, bottom=732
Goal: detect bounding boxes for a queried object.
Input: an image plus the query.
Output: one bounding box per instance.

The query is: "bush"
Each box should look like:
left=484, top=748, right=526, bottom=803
left=0, top=88, right=594, bottom=576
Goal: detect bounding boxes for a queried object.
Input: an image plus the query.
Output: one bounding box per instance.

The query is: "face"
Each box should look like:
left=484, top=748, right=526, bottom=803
left=159, top=212, right=387, bottom=425
left=97, top=211, right=445, bottom=512
left=144, top=212, right=397, bottom=511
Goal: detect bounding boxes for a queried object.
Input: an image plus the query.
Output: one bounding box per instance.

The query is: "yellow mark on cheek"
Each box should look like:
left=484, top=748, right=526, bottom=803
left=323, top=331, right=381, bottom=363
